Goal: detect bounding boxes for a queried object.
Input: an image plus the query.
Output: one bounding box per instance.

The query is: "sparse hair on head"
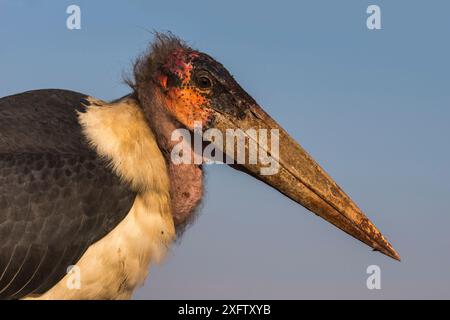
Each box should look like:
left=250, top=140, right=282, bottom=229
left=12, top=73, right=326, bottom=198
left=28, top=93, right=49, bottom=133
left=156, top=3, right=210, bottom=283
left=125, top=32, right=192, bottom=91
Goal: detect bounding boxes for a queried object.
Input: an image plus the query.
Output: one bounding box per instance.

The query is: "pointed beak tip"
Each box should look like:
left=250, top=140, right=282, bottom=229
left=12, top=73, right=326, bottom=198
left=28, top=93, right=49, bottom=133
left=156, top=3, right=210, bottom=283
left=389, top=249, right=401, bottom=262
left=376, top=244, right=401, bottom=262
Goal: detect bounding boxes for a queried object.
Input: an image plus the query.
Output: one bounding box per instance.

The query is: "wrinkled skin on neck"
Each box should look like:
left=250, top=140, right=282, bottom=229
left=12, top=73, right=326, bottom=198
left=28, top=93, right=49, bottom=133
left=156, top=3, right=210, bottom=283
left=135, top=85, right=204, bottom=233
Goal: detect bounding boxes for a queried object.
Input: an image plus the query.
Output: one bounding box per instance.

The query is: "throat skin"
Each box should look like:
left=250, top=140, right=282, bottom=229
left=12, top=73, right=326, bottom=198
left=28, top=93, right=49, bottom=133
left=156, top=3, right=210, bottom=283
left=134, top=87, right=204, bottom=230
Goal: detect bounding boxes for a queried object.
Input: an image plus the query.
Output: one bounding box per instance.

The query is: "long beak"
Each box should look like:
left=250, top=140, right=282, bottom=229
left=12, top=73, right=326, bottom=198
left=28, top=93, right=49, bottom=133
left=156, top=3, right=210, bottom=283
left=213, top=104, right=400, bottom=261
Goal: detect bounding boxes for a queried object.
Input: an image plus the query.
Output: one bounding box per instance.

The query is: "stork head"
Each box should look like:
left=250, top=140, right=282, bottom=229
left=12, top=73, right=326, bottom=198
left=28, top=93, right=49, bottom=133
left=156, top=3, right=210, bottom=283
left=132, top=33, right=400, bottom=261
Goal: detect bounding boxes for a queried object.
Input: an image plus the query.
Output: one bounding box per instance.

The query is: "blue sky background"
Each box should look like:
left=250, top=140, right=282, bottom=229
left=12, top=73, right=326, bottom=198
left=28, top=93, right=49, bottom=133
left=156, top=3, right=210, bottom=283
left=1, top=0, right=449, bottom=299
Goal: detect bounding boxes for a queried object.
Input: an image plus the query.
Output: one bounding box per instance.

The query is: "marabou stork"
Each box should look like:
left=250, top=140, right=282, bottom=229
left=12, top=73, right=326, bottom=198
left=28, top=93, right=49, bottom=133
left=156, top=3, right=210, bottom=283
left=0, top=34, right=399, bottom=300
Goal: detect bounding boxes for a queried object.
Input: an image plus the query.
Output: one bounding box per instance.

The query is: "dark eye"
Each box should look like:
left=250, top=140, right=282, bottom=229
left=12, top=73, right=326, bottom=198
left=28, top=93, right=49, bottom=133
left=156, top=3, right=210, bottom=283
left=195, top=74, right=213, bottom=89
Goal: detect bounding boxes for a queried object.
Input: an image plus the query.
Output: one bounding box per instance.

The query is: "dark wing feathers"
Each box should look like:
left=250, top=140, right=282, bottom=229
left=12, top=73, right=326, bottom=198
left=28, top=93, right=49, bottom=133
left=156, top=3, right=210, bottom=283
left=0, top=90, right=136, bottom=299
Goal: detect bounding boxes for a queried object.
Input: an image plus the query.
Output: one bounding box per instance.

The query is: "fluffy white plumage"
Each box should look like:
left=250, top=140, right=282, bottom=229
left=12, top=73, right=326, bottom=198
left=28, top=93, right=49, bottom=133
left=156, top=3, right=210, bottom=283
left=26, top=97, right=175, bottom=300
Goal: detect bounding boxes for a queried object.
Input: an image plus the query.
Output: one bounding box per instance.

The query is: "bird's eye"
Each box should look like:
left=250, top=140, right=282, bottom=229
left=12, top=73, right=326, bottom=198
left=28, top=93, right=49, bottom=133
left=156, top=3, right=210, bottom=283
left=195, top=74, right=213, bottom=90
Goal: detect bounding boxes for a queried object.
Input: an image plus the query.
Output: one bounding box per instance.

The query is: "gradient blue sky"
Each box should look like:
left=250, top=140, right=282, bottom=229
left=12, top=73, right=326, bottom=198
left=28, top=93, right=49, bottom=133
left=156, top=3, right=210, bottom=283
left=1, top=0, right=449, bottom=299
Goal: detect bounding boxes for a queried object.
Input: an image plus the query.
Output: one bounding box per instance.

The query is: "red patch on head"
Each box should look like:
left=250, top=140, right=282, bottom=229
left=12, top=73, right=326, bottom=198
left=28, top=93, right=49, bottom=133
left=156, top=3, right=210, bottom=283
left=158, top=74, right=168, bottom=89
left=162, top=50, right=201, bottom=82
left=163, top=49, right=194, bottom=82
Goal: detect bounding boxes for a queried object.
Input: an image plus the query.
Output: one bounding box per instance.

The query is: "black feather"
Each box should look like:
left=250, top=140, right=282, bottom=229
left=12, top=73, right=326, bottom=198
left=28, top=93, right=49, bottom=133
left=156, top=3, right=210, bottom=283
left=0, top=90, right=136, bottom=299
